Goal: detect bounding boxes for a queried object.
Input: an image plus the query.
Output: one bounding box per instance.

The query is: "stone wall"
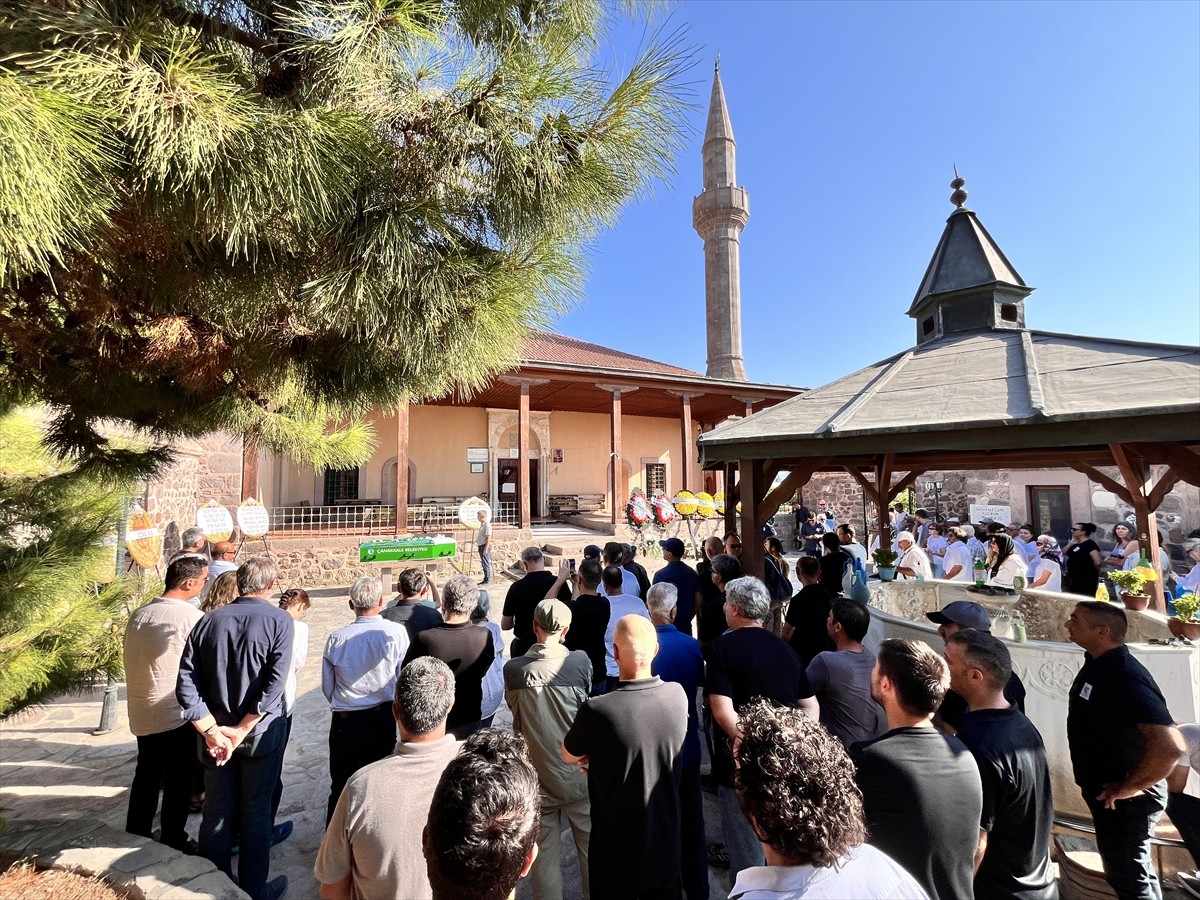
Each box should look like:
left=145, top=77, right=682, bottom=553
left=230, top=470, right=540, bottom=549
left=268, top=528, right=534, bottom=588
left=145, top=432, right=244, bottom=555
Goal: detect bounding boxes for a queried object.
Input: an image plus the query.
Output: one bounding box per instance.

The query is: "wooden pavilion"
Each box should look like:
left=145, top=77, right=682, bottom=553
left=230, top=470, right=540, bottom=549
left=699, top=178, right=1200, bottom=610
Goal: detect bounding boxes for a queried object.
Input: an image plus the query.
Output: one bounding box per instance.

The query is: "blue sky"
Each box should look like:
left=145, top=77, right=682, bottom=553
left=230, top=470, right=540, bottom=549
left=549, top=0, right=1200, bottom=387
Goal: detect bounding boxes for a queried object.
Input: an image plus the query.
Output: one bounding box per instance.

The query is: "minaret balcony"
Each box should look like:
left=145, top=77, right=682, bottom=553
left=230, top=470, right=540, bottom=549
left=692, top=186, right=750, bottom=234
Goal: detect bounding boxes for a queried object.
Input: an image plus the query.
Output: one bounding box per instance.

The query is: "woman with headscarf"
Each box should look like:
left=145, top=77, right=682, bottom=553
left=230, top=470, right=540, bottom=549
left=986, top=533, right=1027, bottom=589
left=1028, top=535, right=1063, bottom=592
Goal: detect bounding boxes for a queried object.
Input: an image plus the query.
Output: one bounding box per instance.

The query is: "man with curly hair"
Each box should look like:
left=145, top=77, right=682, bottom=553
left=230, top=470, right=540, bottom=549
left=731, top=699, right=927, bottom=898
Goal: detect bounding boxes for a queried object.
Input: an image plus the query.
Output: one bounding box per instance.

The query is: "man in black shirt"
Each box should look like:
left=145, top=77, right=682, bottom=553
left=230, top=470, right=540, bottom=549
left=545, top=558, right=611, bottom=695
left=624, top=542, right=653, bottom=599
left=562, top=614, right=688, bottom=898
left=380, top=568, right=443, bottom=639
left=1066, top=601, right=1183, bottom=899
left=695, top=537, right=728, bottom=648
left=850, top=638, right=982, bottom=900
left=404, top=575, right=496, bottom=739
left=944, top=629, right=1055, bottom=900
left=653, top=537, right=700, bottom=635
left=927, top=601, right=1026, bottom=733
left=705, top=575, right=817, bottom=880
left=781, top=556, right=834, bottom=666
left=177, top=557, right=291, bottom=900
left=501, top=547, right=571, bottom=658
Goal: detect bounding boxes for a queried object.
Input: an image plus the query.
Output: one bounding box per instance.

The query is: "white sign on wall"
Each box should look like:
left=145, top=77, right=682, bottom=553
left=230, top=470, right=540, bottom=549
left=467, top=448, right=489, bottom=463
left=969, top=504, right=1012, bottom=525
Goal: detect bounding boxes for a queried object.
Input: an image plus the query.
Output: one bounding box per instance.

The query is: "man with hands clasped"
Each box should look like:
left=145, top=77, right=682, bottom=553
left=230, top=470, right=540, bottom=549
left=177, top=556, right=294, bottom=900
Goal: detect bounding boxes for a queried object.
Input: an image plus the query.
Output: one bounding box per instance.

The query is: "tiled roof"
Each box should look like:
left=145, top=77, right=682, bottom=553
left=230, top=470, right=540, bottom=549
left=520, top=330, right=702, bottom=377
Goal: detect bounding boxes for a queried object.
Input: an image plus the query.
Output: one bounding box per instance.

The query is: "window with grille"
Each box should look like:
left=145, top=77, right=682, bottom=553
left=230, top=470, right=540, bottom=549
left=324, top=468, right=359, bottom=504
left=645, top=463, right=666, bottom=495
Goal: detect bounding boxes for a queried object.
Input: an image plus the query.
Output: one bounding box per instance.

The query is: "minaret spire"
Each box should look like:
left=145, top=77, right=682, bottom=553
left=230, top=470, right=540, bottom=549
left=693, top=64, right=749, bottom=381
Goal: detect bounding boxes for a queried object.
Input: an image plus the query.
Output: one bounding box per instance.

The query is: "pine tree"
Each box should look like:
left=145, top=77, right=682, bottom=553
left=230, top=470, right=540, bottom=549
left=0, top=0, right=693, bottom=476
left=0, top=409, right=136, bottom=717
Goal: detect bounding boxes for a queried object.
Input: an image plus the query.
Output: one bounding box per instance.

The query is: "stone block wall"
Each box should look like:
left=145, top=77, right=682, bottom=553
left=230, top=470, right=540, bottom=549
left=267, top=528, right=535, bottom=588
left=145, top=432, right=244, bottom=555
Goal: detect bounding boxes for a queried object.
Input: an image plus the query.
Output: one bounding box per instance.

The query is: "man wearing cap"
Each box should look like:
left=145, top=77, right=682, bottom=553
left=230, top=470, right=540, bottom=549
left=927, top=601, right=1026, bottom=734
left=582, top=544, right=602, bottom=562
left=653, top=537, right=701, bottom=635
left=505, top=599, right=593, bottom=900
left=599, top=542, right=640, bottom=599
left=895, top=531, right=932, bottom=581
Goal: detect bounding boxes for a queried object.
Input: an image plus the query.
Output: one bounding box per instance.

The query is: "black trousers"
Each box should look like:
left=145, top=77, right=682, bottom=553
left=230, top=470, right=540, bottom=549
left=326, top=702, right=396, bottom=824
left=126, top=721, right=196, bottom=850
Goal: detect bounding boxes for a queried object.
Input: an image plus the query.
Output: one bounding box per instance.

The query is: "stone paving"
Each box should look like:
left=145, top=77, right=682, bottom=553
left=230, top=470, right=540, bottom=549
left=0, top=572, right=734, bottom=899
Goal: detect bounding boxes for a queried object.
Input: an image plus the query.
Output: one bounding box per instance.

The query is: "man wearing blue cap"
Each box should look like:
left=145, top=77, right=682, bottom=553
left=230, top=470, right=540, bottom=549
left=927, top=601, right=1026, bottom=734
left=653, top=538, right=700, bottom=635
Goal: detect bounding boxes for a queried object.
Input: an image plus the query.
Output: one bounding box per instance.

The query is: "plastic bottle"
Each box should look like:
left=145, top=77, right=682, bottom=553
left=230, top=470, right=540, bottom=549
left=1095, top=583, right=1110, bottom=603
left=973, top=558, right=986, bottom=587
left=850, top=559, right=871, bottom=605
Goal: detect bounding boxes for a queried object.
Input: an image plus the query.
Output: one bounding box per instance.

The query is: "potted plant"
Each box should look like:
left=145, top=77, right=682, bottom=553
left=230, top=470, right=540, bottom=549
left=1169, top=592, right=1200, bottom=641
left=872, top=547, right=899, bottom=582
left=1109, top=569, right=1151, bottom=611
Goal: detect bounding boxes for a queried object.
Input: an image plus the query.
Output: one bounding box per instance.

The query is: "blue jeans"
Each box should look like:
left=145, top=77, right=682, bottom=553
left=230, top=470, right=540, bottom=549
left=479, top=544, right=492, bottom=582
left=718, top=784, right=764, bottom=879
left=199, top=716, right=286, bottom=900
left=1168, top=791, right=1200, bottom=867
left=1084, top=785, right=1166, bottom=900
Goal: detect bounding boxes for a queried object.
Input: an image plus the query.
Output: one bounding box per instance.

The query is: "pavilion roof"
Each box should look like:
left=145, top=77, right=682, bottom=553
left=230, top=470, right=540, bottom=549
left=698, top=328, right=1200, bottom=462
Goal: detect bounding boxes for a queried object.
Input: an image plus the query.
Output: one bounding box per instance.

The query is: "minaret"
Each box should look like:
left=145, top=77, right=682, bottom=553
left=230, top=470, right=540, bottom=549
left=693, top=59, right=749, bottom=381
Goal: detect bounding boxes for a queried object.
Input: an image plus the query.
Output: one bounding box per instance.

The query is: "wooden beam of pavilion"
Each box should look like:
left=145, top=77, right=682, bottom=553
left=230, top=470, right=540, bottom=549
left=761, top=458, right=832, bottom=522
left=1109, top=444, right=1171, bottom=612
left=1137, top=441, right=1200, bottom=488
left=1066, top=463, right=1133, bottom=505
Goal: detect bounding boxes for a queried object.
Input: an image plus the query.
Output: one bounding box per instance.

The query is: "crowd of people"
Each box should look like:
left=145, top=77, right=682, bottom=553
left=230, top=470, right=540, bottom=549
left=119, top=522, right=1200, bottom=900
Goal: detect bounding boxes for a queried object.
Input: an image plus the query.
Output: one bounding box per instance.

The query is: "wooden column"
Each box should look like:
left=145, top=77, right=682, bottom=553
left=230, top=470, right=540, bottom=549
left=599, top=385, right=638, bottom=525
left=724, top=462, right=738, bottom=537
left=734, top=395, right=760, bottom=418
left=240, top=435, right=259, bottom=501
left=739, top=458, right=764, bottom=581
left=518, top=382, right=531, bottom=528
left=1110, top=444, right=1175, bottom=612
left=670, top=392, right=702, bottom=492
left=396, top=399, right=409, bottom=533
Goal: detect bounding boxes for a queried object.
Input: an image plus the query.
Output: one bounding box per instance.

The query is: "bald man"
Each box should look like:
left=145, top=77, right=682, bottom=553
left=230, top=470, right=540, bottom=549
left=563, top=615, right=688, bottom=898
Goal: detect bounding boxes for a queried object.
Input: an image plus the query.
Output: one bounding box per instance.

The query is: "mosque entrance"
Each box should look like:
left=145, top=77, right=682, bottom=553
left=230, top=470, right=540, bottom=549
left=497, top=458, right=540, bottom=521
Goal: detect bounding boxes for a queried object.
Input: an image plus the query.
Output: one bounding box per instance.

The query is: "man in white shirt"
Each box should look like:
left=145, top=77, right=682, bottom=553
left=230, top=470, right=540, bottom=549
left=124, top=556, right=207, bottom=853
left=895, top=531, right=932, bottom=581
left=836, top=523, right=868, bottom=568
left=315, top=656, right=459, bottom=900
left=942, top=526, right=975, bottom=583
left=598, top=542, right=640, bottom=598
left=600, top=564, right=651, bottom=692
left=729, top=698, right=927, bottom=899
left=322, top=575, right=410, bottom=823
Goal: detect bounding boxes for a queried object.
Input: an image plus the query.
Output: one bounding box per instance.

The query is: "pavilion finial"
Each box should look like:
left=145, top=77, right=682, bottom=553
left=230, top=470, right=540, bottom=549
left=950, top=165, right=968, bottom=209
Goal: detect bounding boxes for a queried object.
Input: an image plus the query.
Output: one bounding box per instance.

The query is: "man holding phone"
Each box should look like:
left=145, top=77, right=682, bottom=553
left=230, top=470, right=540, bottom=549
left=501, top=547, right=571, bottom=658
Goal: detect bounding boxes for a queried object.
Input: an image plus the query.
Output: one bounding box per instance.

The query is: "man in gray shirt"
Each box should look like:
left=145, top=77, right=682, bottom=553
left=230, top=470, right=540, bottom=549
left=805, top=599, right=884, bottom=746
left=505, top=599, right=593, bottom=899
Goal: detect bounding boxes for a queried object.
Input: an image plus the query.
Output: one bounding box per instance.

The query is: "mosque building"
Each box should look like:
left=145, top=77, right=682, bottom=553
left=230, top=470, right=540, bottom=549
left=145, top=65, right=1198, bottom=583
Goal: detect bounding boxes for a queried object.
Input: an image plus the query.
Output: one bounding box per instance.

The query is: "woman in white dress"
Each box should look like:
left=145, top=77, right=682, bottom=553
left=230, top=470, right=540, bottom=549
left=1028, top=536, right=1063, bottom=592
left=986, top=534, right=1027, bottom=589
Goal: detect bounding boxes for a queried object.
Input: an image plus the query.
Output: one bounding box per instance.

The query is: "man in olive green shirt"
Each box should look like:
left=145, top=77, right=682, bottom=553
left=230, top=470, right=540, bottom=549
left=504, top=599, right=593, bottom=899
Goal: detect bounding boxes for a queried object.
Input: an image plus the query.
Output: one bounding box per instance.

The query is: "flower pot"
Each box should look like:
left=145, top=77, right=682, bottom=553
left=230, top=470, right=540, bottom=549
left=1168, top=617, right=1200, bottom=641
left=877, top=566, right=896, bottom=582
left=1120, top=592, right=1150, bottom=611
